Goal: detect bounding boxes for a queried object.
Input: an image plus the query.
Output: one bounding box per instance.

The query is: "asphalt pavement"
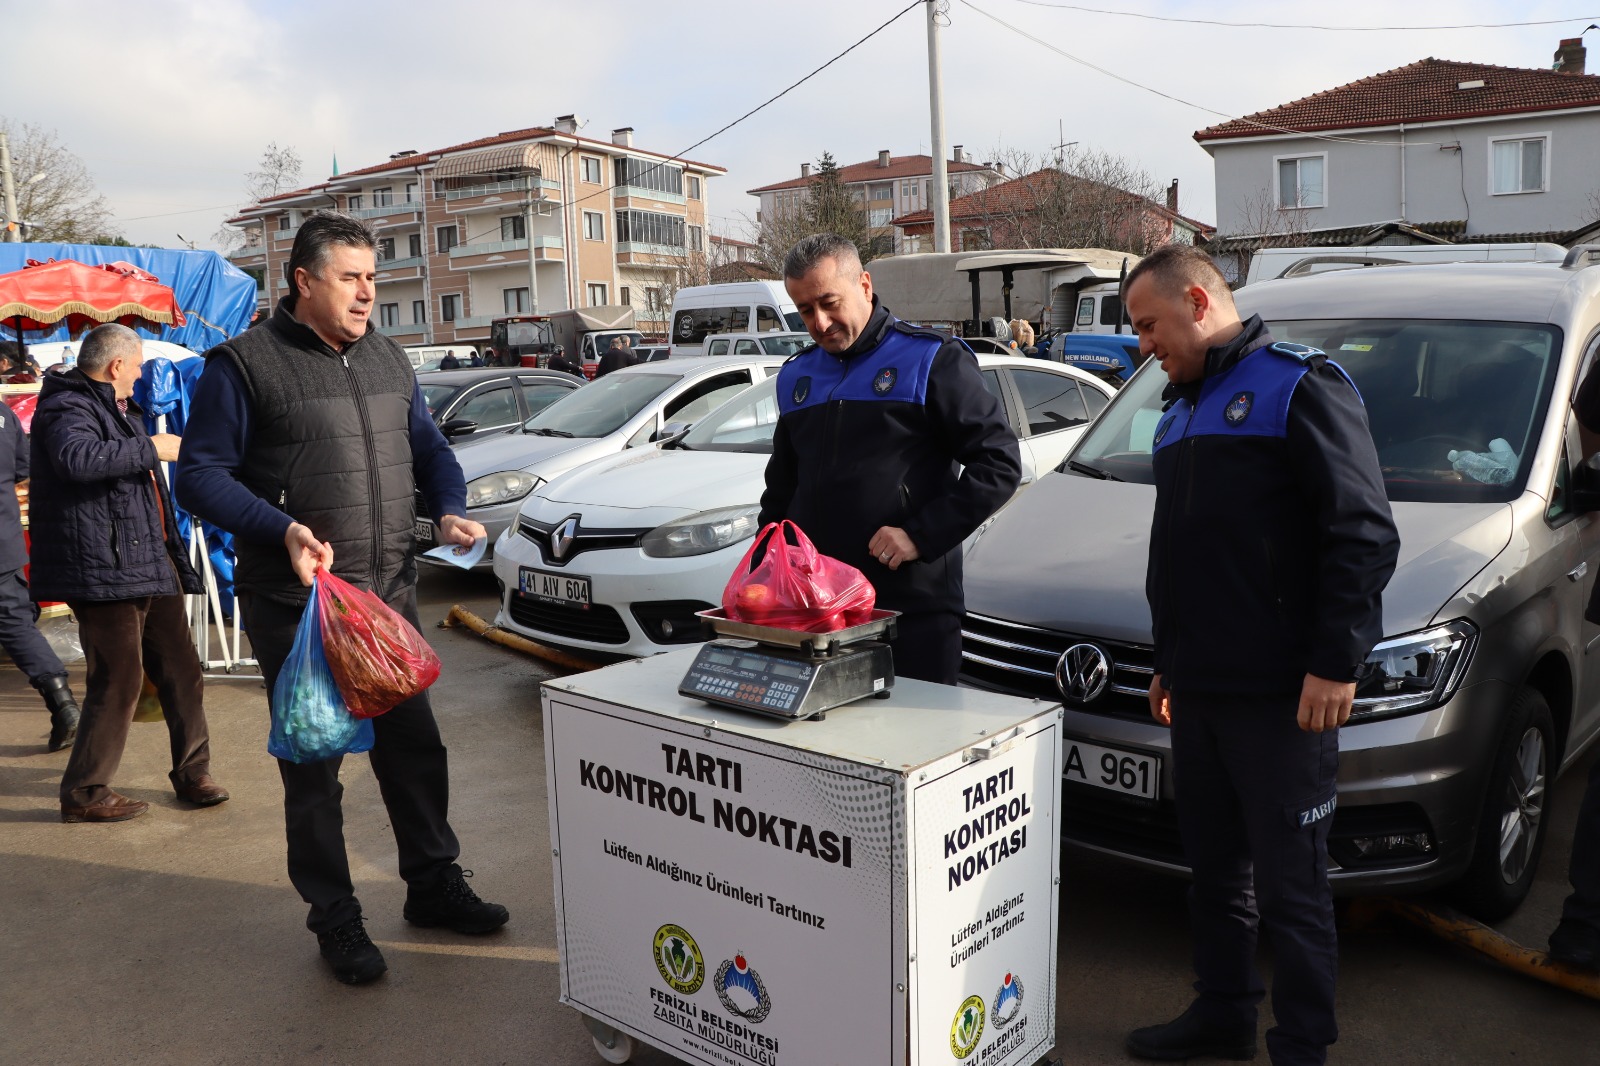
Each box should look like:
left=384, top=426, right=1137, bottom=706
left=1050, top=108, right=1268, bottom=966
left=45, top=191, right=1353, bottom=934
left=1, top=567, right=1596, bottom=1064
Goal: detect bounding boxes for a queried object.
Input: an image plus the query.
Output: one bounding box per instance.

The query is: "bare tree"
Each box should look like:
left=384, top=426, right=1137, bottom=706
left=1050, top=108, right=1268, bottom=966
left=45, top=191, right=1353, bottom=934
left=1218, top=185, right=1317, bottom=285
left=0, top=119, right=118, bottom=243
left=754, top=152, right=878, bottom=273
left=957, top=145, right=1171, bottom=255
left=213, top=142, right=304, bottom=250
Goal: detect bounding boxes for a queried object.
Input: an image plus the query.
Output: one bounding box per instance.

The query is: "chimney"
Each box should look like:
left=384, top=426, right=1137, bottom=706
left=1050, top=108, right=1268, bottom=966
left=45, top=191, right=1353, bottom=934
left=801, top=162, right=811, bottom=179
left=611, top=127, right=634, bottom=147
left=1167, top=179, right=1179, bottom=213
left=1554, top=37, right=1587, bottom=75
left=953, top=145, right=965, bottom=164
left=554, top=114, right=581, bottom=135
left=877, top=149, right=891, bottom=168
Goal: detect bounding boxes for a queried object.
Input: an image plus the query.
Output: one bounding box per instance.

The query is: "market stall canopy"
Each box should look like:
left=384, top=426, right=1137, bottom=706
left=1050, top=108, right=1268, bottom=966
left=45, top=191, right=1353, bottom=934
left=0, top=258, right=186, bottom=334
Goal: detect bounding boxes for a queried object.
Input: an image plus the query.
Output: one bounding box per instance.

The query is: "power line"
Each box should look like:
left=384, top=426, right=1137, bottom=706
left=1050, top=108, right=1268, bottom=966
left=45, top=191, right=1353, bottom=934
left=1005, top=0, right=1600, bottom=31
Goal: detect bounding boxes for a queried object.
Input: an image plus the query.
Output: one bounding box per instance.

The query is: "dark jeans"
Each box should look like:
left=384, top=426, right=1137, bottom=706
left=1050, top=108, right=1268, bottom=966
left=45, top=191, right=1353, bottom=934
left=242, top=586, right=459, bottom=933
left=59, top=595, right=211, bottom=806
left=1170, top=690, right=1340, bottom=1066
left=1560, top=754, right=1600, bottom=933
left=0, top=567, right=66, bottom=685
left=888, top=610, right=963, bottom=685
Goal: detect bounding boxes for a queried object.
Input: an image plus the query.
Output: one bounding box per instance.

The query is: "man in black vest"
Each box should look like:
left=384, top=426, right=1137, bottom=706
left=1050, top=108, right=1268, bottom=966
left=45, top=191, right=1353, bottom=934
left=176, top=213, right=507, bottom=986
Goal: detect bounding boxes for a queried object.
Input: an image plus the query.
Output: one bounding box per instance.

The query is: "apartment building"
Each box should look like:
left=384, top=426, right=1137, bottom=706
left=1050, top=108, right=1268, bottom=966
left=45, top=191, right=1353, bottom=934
left=747, top=148, right=1003, bottom=256
left=226, top=116, right=725, bottom=344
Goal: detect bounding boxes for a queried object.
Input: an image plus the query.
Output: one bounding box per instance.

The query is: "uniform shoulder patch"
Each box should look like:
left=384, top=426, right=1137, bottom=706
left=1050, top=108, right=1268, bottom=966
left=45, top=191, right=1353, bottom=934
left=1267, top=341, right=1326, bottom=363
left=890, top=319, right=951, bottom=342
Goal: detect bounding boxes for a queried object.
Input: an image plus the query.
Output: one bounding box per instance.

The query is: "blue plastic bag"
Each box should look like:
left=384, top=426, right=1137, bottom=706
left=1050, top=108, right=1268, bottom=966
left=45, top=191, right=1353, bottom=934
left=268, top=578, right=374, bottom=763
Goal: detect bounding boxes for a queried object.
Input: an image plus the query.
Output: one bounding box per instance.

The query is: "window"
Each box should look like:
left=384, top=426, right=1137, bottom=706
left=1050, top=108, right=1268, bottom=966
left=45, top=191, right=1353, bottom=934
left=619, top=286, right=631, bottom=306
left=614, top=156, right=684, bottom=196
left=1011, top=370, right=1089, bottom=435
left=1075, top=297, right=1094, bottom=328
left=522, top=382, right=571, bottom=419
left=440, top=293, right=461, bottom=322
left=436, top=225, right=458, bottom=253
left=374, top=187, right=393, bottom=207
left=583, top=156, right=602, bottom=184
left=408, top=233, right=422, bottom=258
left=454, top=386, right=519, bottom=431
left=663, top=371, right=753, bottom=425
left=404, top=182, right=417, bottom=202
left=688, top=225, right=704, bottom=252
left=412, top=300, right=426, bottom=324
left=587, top=282, right=608, bottom=306
left=615, top=209, right=686, bottom=248
left=868, top=182, right=892, bottom=201
left=901, top=180, right=919, bottom=199
left=960, top=228, right=993, bottom=251
left=347, top=194, right=364, bottom=211
left=687, top=175, right=702, bottom=200
left=503, top=287, right=530, bottom=314
left=1492, top=136, right=1547, bottom=194
left=379, top=303, right=399, bottom=328
left=500, top=215, right=526, bottom=241
left=277, top=215, right=291, bottom=231
left=756, top=306, right=784, bottom=332
left=583, top=210, right=605, bottom=240
left=377, top=237, right=395, bottom=261
left=1275, top=154, right=1325, bottom=208
left=1099, top=295, right=1125, bottom=327
left=706, top=339, right=730, bottom=356
left=734, top=340, right=761, bottom=356
left=672, top=306, right=751, bottom=344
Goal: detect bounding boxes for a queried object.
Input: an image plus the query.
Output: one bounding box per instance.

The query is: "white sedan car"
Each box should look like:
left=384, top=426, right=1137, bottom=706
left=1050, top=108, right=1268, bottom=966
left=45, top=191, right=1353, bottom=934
left=491, top=355, right=1112, bottom=656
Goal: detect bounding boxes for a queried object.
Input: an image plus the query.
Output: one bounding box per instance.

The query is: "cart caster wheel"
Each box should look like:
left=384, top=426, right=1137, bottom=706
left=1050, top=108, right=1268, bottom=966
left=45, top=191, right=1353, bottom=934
left=591, top=1031, right=634, bottom=1063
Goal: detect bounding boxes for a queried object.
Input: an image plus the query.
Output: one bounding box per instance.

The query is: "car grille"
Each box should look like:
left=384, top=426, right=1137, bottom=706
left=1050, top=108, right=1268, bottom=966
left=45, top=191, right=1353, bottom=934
left=507, top=594, right=631, bottom=644
left=516, top=516, right=648, bottom=566
left=960, top=613, right=1154, bottom=719
left=1061, top=784, right=1186, bottom=867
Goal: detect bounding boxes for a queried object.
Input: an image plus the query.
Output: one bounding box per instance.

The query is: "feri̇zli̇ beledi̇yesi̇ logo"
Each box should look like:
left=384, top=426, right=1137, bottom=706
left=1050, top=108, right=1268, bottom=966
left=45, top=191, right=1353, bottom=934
left=653, top=923, right=705, bottom=995
left=950, top=994, right=986, bottom=1059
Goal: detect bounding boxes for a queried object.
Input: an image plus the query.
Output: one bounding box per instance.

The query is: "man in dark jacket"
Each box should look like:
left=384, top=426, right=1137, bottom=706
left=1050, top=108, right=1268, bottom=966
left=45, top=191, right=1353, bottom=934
left=1124, top=247, right=1399, bottom=1066
left=176, top=213, right=506, bottom=987
left=30, top=324, right=224, bottom=823
left=0, top=390, right=81, bottom=751
left=594, top=336, right=637, bottom=378
left=547, top=345, right=584, bottom=378
left=758, top=234, right=1022, bottom=684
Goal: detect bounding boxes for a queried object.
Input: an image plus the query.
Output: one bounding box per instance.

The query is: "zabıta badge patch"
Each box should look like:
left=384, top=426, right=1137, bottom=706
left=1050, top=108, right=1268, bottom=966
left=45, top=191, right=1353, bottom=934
left=1223, top=390, right=1254, bottom=426
left=792, top=376, right=811, bottom=404
left=872, top=367, right=897, bottom=395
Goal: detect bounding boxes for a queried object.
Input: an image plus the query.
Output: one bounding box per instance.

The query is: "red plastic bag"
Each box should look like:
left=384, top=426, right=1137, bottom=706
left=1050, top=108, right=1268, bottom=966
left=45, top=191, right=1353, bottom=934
left=315, top=570, right=442, bottom=718
left=721, top=521, right=876, bottom=633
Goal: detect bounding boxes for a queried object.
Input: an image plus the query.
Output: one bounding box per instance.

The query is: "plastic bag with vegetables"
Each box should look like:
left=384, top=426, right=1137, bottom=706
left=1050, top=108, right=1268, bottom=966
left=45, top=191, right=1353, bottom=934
left=268, top=577, right=374, bottom=763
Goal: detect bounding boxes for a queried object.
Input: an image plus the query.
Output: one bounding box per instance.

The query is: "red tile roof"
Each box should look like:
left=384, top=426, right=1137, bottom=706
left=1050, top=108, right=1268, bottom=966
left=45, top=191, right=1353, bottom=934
left=1196, top=57, right=1600, bottom=142
left=748, top=154, right=994, bottom=194
left=894, top=169, right=1213, bottom=235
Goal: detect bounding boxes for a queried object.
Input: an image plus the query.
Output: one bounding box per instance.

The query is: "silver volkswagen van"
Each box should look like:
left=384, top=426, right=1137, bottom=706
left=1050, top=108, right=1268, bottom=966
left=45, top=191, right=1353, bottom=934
left=959, top=253, right=1600, bottom=919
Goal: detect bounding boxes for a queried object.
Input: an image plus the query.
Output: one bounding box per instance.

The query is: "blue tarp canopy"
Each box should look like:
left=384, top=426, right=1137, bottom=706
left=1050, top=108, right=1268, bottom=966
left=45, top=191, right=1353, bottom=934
left=0, top=243, right=257, bottom=352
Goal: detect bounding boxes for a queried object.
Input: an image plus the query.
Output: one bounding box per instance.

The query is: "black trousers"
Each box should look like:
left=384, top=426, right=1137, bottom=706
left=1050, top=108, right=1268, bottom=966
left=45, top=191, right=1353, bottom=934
left=887, top=610, right=963, bottom=685
left=0, top=567, right=65, bottom=685
left=242, top=586, right=459, bottom=934
left=1560, top=753, right=1600, bottom=933
left=1169, top=690, right=1340, bottom=1066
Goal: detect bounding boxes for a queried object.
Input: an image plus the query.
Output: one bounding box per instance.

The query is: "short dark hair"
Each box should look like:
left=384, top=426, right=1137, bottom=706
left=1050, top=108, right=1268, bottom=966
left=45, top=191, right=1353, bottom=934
left=783, top=233, right=863, bottom=280
left=284, top=212, right=378, bottom=289
left=1122, top=245, right=1231, bottom=304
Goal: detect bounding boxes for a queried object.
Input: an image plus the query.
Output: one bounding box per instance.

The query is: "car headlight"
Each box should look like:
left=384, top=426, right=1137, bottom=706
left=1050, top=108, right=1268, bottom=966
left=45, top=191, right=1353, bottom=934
left=465, top=471, right=542, bottom=509
left=1349, top=619, right=1477, bottom=721
left=641, top=506, right=760, bottom=558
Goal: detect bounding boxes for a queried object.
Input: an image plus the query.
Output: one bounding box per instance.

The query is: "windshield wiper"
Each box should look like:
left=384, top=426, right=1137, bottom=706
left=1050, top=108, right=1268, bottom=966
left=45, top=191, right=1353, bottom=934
left=1066, top=459, right=1122, bottom=482
left=529, top=427, right=575, bottom=437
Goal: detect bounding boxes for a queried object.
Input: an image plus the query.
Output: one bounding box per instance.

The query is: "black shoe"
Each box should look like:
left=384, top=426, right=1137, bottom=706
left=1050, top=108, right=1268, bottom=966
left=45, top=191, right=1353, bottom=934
left=317, top=916, right=387, bottom=985
left=1548, top=919, right=1600, bottom=972
left=40, top=676, right=79, bottom=753
left=404, top=864, right=510, bottom=934
left=1128, top=1003, right=1257, bottom=1061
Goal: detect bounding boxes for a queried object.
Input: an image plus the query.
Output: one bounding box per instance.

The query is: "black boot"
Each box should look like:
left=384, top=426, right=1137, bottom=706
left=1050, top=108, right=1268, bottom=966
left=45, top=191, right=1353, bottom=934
left=1127, top=1002, right=1257, bottom=1061
left=403, top=864, right=510, bottom=934
left=38, top=675, right=79, bottom=753
left=316, top=916, right=387, bottom=985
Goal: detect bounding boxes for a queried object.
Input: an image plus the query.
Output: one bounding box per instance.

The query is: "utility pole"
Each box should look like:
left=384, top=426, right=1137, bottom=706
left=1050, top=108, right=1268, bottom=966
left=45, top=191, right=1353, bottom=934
left=926, top=0, right=951, bottom=254
left=0, top=133, right=20, bottom=244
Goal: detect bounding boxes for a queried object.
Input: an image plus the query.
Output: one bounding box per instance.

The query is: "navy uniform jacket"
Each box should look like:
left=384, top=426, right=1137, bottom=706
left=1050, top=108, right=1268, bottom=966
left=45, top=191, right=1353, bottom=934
left=0, top=401, right=27, bottom=573
left=1147, top=316, right=1399, bottom=696
left=758, top=299, right=1022, bottom=615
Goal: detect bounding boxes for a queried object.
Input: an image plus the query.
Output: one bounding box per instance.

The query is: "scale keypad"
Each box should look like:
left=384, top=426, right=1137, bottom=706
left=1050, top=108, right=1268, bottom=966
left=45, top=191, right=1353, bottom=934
left=682, top=643, right=815, bottom=715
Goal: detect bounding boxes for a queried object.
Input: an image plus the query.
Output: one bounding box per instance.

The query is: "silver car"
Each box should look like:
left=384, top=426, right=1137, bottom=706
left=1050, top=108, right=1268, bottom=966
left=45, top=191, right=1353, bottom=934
left=960, top=253, right=1600, bottom=919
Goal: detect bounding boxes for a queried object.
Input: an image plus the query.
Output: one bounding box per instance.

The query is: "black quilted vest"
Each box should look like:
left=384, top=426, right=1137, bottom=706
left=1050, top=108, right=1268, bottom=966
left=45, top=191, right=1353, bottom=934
left=208, top=298, right=417, bottom=603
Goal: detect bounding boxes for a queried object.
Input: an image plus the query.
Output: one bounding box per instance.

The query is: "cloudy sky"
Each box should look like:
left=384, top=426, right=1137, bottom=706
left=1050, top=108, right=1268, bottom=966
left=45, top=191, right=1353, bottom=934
left=6, top=0, right=1591, bottom=248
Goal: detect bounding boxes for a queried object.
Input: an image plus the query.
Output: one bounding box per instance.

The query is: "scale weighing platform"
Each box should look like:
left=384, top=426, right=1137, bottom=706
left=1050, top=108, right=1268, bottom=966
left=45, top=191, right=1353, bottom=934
left=678, top=608, right=899, bottom=720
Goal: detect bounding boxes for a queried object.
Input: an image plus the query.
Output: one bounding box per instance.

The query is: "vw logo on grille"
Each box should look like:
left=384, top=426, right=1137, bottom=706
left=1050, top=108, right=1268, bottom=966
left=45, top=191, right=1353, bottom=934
left=1056, top=643, right=1110, bottom=703
left=549, top=516, right=579, bottom=562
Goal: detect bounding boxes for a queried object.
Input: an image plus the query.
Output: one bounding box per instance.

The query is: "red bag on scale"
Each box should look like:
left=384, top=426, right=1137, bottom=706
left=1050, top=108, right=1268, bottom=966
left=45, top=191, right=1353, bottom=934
left=721, top=521, right=876, bottom=633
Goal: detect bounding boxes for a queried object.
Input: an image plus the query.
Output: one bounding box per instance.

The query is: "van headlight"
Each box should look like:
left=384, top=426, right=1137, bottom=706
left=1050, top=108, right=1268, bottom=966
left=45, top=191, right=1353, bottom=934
left=465, top=471, right=542, bottom=509
left=1350, top=619, right=1477, bottom=721
left=641, top=506, right=760, bottom=558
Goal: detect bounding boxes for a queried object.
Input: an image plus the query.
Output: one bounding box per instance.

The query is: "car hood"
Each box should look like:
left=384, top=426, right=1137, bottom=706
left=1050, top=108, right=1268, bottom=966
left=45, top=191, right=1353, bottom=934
left=962, top=472, right=1513, bottom=644
left=451, top=430, right=600, bottom=479
left=540, top=447, right=768, bottom=513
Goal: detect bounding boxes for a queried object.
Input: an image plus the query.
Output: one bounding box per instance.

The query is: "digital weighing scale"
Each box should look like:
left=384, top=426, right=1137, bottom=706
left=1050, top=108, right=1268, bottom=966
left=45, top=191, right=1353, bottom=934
left=678, top=608, right=900, bottom=720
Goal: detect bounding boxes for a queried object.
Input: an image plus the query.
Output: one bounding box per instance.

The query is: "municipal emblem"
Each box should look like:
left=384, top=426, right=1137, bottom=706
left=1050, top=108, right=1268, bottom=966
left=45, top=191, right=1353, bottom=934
left=950, top=994, right=986, bottom=1059
left=792, top=375, right=811, bottom=405
left=1152, top=414, right=1174, bottom=448
left=992, top=971, right=1024, bottom=1027
left=714, top=952, right=772, bottom=1023
left=653, top=923, right=705, bottom=995
left=1224, top=391, right=1254, bottom=426
left=872, top=366, right=897, bottom=395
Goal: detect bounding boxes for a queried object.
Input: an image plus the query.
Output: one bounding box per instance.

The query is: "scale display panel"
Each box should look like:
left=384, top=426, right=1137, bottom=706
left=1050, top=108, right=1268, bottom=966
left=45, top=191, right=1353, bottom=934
left=680, top=642, right=816, bottom=715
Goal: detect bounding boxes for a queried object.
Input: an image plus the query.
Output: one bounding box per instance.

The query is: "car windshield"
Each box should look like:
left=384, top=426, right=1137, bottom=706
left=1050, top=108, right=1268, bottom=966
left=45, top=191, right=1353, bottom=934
left=419, top=383, right=458, bottom=415
left=680, top=377, right=780, bottom=453
left=758, top=335, right=812, bottom=356
left=522, top=372, right=677, bottom=438
left=1068, top=318, right=1561, bottom=503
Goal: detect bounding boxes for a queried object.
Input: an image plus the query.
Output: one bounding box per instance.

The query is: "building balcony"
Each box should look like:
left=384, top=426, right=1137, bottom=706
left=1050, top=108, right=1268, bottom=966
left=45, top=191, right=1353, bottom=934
left=448, top=316, right=495, bottom=330
left=271, top=226, right=299, bottom=243
left=376, top=255, right=426, bottom=272
left=533, top=235, right=563, bottom=249
left=617, top=242, right=687, bottom=258
left=377, top=323, right=424, bottom=338
left=615, top=186, right=686, bottom=206
left=442, top=176, right=560, bottom=202
left=350, top=200, right=424, bottom=220
left=449, top=238, right=527, bottom=259
left=226, top=245, right=266, bottom=262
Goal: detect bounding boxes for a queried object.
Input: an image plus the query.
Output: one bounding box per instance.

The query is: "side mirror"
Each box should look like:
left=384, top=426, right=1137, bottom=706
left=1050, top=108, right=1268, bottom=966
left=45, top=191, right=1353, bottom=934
left=440, top=418, right=479, bottom=438
left=650, top=420, right=692, bottom=445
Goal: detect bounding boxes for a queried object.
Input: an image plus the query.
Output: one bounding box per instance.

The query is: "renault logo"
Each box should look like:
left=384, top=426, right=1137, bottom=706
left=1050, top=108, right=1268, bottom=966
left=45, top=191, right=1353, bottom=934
left=1056, top=643, right=1110, bottom=703
left=549, top=516, right=579, bottom=562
